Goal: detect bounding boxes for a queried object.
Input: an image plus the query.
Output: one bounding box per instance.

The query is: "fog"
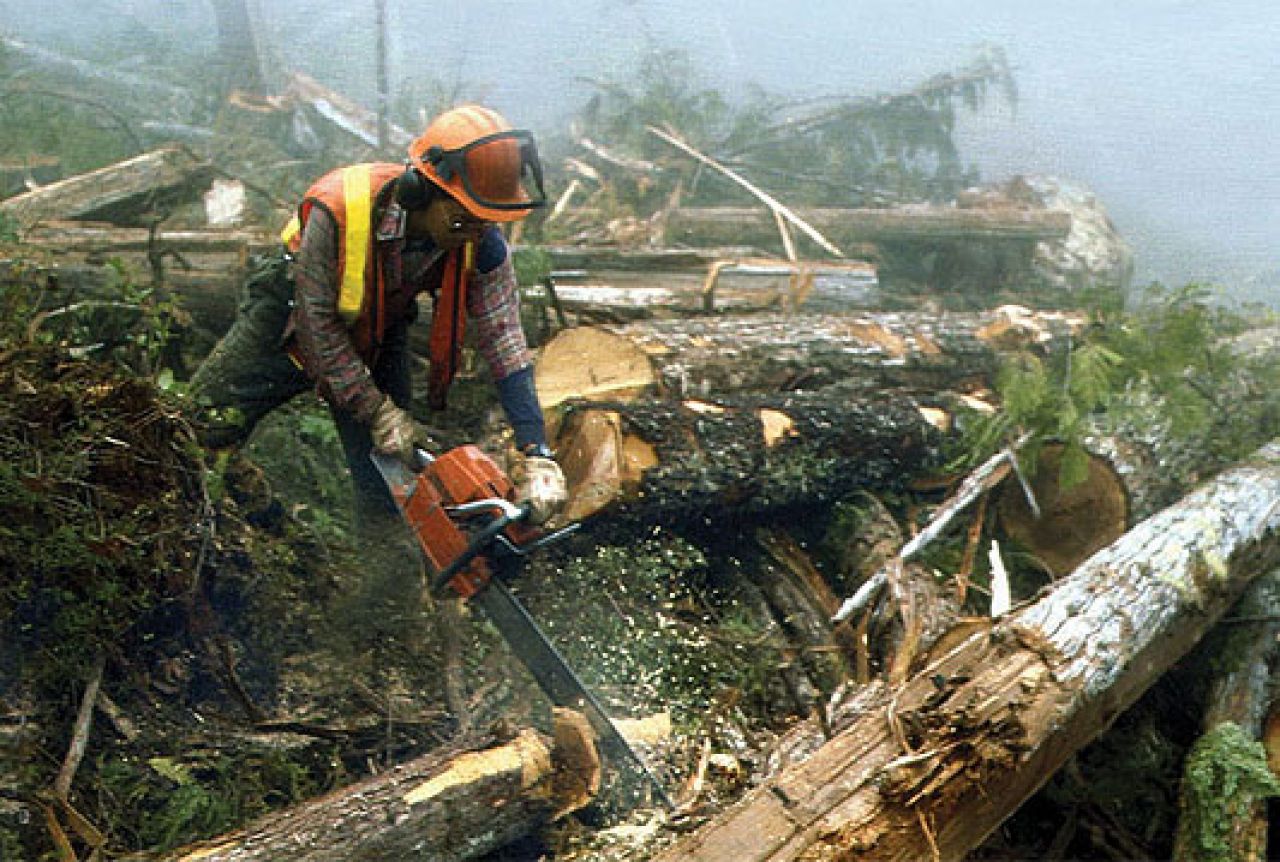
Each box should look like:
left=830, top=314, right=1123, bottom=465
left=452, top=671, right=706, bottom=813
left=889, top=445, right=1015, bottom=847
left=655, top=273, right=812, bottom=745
left=5, top=0, right=1278, bottom=291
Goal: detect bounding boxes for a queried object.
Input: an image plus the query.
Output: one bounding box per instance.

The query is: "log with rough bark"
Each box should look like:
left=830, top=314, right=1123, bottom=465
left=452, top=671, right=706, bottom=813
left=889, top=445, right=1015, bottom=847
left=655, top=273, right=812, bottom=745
left=21, top=222, right=272, bottom=255
left=534, top=307, right=1086, bottom=408
left=651, top=441, right=1280, bottom=862
left=1172, top=572, right=1280, bottom=861
left=0, top=146, right=214, bottom=231
left=535, top=258, right=884, bottom=323
left=132, top=711, right=598, bottom=862
left=551, top=390, right=945, bottom=524
left=12, top=223, right=275, bottom=345
left=664, top=205, right=1072, bottom=248
left=283, top=71, right=415, bottom=150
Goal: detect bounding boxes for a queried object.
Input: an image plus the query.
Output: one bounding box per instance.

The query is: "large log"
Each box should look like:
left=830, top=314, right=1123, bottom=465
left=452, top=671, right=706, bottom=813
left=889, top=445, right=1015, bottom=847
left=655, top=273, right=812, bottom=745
left=535, top=307, right=1086, bottom=408
left=652, top=441, right=1280, bottom=862
left=0, top=146, right=214, bottom=231
left=1172, top=573, right=1280, bottom=861
left=134, top=712, right=598, bottom=862
left=664, top=205, right=1072, bottom=247
left=21, top=222, right=273, bottom=255
left=552, top=390, right=945, bottom=524
left=533, top=258, right=885, bottom=323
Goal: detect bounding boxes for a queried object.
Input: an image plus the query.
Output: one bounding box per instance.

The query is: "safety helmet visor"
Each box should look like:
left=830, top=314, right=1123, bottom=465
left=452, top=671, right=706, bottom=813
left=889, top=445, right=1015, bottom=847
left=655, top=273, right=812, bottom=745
left=425, top=129, right=547, bottom=215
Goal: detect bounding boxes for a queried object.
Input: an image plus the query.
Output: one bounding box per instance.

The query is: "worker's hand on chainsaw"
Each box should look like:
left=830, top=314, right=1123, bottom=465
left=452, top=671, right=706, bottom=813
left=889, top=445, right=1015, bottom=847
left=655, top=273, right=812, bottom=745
left=369, top=397, right=424, bottom=465
left=509, top=448, right=568, bottom=526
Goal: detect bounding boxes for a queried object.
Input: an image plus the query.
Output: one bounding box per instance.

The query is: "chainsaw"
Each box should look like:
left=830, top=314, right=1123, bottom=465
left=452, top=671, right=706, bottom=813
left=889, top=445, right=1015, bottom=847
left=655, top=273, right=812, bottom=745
left=371, top=444, right=673, bottom=810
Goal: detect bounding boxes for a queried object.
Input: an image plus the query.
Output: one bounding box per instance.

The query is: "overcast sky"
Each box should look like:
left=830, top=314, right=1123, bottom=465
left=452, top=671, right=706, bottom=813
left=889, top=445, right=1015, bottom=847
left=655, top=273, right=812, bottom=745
left=6, top=0, right=1279, bottom=290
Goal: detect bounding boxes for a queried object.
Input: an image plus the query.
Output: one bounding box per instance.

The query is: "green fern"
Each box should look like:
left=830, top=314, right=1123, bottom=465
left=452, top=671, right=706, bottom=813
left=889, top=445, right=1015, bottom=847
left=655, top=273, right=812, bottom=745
left=1069, top=342, right=1124, bottom=412
left=951, top=283, right=1277, bottom=489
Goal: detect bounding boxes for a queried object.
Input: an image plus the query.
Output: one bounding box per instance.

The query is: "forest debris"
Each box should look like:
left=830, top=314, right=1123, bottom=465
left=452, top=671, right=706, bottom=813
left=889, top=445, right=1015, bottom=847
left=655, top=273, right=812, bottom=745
left=614, top=712, right=674, bottom=748
left=832, top=440, right=1024, bottom=625
left=551, top=708, right=601, bottom=817
left=1172, top=572, right=1280, bottom=861
left=647, top=125, right=844, bottom=258
left=675, top=737, right=713, bottom=813
left=651, top=440, right=1280, bottom=862
left=37, top=791, right=105, bottom=862
left=282, top=71, right=414, bottom=149
left=53, top=654, right=105, bottom=799
left=144, top=723, right=597, bottom=862
left=0, top=145, right=214, bottom=231
left=987, top=539, right=1011, bottom=616
left=994, top=442, right=1130, bottom=577
left=94, top=691, right=138, bottom=742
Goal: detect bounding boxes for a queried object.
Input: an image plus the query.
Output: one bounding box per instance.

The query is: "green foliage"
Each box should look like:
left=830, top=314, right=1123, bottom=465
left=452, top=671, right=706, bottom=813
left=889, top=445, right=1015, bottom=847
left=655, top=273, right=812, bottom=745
left=1180, top=723, right=1280, bottom=862
left=0, top=212, right=18, bottom=243
left=97, top=748, right=321, bottom=852
left=566, top=44, right=1014, bottom=220
left=729, top=44, right=1013, bottom=206
left=243, top=400, right=354, bottom=544
left=4, top=257, right=187, bottom=381
left=951, top=283, right=1278, bottom=489
left=954, top=340, right=1122, bottom=488
left=1101, top=284, right=1249, bottom=439
left=512, top=246, right=552, bottom=286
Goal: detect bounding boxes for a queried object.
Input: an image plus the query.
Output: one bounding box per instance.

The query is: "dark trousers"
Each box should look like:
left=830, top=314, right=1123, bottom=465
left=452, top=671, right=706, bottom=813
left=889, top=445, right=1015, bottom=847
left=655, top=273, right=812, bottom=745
left=189, top=255, right=412, bottom=532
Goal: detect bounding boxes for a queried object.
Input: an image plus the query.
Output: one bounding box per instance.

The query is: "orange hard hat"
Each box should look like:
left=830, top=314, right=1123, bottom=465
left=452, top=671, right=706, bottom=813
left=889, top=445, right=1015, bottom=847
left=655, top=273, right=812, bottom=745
left=407, top=104, right=546, bottom=223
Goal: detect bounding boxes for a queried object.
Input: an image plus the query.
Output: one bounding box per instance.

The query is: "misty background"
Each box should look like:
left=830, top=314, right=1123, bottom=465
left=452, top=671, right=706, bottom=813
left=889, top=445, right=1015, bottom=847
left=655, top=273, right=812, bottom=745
left=4, top=0, right=1277, bottom=295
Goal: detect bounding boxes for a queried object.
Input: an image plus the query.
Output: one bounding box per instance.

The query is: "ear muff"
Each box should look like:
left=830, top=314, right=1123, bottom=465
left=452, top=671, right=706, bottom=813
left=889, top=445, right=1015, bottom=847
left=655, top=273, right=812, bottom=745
left=425, top=145, right=456, bottom=181
left=395, top=164, right=435, bottom=211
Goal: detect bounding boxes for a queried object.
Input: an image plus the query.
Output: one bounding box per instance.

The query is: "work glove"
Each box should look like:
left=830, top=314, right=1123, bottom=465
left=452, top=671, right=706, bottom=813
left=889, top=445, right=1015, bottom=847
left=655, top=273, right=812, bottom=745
left=369, top=397, right=421, bottom=465
left=508, top=448, right=568, bottom=527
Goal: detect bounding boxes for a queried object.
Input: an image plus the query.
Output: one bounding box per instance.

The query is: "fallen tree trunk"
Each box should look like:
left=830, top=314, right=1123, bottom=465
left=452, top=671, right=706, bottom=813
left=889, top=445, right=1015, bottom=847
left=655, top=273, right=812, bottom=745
left=20, top=222, right=272, bottom=255
left=535, top=258, right=884, bottom=323
left=134, top=712, right=598, bottom=862
left=664, top=205, right=1072, bottom=247
left=0, top=146, right=214, bottom=231
left=652, top=441, right=1280, bottom=862
left=534, top=308, right=1086, bottom=407
left=1172, top=572, right=1280, bottom=861
left=552, top=390, right=945, bottom=524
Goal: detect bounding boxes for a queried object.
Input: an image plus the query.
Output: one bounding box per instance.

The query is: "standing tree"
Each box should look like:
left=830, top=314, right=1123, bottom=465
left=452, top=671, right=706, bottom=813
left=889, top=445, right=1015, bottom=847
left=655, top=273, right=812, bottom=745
left=209, top=0, right=268, bottom=99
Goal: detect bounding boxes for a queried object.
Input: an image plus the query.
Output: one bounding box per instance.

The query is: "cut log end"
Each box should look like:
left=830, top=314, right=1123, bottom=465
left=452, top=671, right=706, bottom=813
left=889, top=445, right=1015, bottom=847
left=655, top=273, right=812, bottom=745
left=535, top=326, right=657, bottom=410
left=995, top=443, right=1130, bottom=578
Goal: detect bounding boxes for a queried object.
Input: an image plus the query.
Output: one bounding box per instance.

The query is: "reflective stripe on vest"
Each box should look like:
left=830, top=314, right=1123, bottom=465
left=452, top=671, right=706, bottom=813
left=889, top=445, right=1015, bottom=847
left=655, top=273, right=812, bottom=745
left=279, top=164, right=391, bottom=325
left=337, top=167, right=373, bottom=323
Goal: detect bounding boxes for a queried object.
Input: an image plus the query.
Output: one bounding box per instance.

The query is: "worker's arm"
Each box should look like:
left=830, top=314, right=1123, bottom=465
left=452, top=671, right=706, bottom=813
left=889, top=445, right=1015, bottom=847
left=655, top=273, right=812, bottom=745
left=468, top=227, right=547, bottom=451
left=288, top=208, right=385, bottom=423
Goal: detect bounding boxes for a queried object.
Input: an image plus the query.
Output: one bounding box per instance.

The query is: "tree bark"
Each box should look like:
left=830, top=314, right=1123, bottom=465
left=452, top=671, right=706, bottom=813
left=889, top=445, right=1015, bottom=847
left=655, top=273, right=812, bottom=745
left=210, top=0, right=268, bottom=99
left=0, top=146, right=213, bottom=231
left=664, top=205, right=1071, bottom=247
left=1172, top=572, right=1280, bottom=861
left=551, top=391, right=945, bottom=524
left=135, top=713, right=598, bottom=862
left=534, top=308, right=1086, bottom=408
left=652, top=441, right=1280, bottom=862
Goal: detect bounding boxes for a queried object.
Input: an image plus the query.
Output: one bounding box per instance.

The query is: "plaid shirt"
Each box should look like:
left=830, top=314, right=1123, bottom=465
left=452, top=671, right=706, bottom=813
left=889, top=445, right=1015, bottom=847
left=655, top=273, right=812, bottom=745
left=289, top=204, right=531, bottom=422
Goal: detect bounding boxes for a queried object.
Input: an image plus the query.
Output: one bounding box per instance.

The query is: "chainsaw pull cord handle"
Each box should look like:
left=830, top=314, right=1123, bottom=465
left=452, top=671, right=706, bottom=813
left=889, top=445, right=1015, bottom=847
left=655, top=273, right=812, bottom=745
left=429, top=499, right=531, bottom=595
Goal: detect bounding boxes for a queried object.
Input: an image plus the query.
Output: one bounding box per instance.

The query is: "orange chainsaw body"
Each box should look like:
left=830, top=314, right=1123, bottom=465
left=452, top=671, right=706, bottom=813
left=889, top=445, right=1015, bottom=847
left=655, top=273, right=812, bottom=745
left=385, top=445, right=529, bottom=598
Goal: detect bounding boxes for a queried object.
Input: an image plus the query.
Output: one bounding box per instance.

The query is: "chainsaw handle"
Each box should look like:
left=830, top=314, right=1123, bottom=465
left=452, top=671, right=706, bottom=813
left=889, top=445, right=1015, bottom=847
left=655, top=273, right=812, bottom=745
left=429, top=501, right=530, bottom=595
